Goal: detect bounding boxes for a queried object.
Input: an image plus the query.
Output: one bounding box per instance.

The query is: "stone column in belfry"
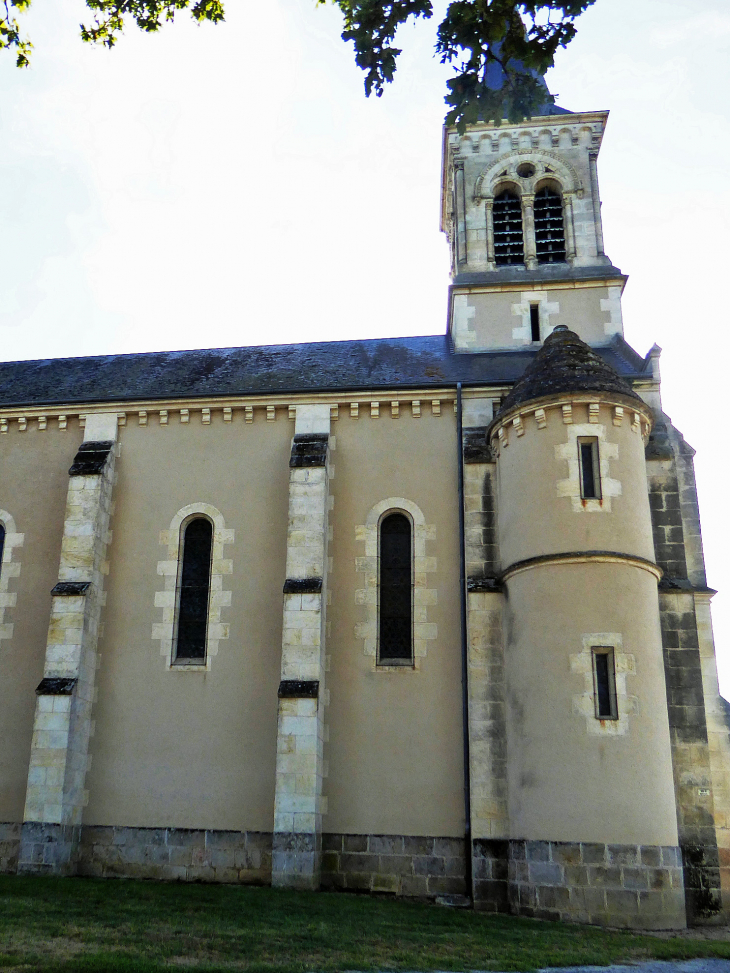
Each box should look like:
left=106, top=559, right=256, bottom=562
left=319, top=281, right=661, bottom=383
left=272, top=404, right=331, bottom=889
left=18, top=413, right=118, bottom=875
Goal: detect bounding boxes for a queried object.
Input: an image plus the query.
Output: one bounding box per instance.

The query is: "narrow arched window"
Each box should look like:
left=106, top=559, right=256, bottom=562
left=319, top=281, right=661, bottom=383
left=493, top=190, right=524, bottom=265
left=534, top=187, right=566, bottom=263
left=0, top=523, right=5, bottom=582
left=379, top=513, right=413, bottom=664
left=175, top=517, right=213, bottom=662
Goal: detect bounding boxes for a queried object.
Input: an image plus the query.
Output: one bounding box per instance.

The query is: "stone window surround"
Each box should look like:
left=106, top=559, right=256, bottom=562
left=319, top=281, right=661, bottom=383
left=0, top=510, right=23, bottom=647
left=475, top=152, right=581, bottom=271
left=556, top=422, right=621, bottom=514
left=153, top=503, right=233, bottom=671
left=570, top=632, right=637, bottom=736
left=355, top=498, right=437, bottom=672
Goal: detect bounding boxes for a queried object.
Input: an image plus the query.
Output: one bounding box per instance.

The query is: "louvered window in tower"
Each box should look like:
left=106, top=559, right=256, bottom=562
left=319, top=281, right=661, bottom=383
left=534, top=187, right=566, bottom=263
left=174, top=517, right=213, bottom=662
left=379, top=513, right=413, bottom=664
left=493, top=190, right=524, bottom=265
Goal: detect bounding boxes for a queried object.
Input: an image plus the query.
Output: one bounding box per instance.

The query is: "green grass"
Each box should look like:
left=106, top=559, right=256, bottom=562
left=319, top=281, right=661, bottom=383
left=0, top=876, right=729, bottom=973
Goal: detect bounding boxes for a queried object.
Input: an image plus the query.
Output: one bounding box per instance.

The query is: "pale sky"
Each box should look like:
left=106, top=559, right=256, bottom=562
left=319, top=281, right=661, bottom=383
left=1, top=0, right=729, bottom=690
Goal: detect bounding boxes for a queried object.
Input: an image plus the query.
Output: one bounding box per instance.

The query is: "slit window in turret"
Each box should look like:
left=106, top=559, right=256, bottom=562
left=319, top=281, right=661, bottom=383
left=592, top=648, right=618, bottom=720
left=578, top=438, right=601, bottom=500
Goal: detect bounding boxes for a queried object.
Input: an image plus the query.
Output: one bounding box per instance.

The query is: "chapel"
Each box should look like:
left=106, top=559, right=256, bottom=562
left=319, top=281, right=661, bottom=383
left=0, top=80, right=728, bottom=931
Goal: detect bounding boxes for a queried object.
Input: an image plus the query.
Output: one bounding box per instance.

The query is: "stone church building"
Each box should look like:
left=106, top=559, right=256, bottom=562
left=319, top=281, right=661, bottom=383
left=0, top=83, right=728, bottom=931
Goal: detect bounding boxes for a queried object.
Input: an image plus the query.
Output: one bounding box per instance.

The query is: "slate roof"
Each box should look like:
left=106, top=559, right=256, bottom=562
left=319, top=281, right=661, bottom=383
left=0, top=334, right=650, bottom=409
left=497, top=327, right=644, bottom=417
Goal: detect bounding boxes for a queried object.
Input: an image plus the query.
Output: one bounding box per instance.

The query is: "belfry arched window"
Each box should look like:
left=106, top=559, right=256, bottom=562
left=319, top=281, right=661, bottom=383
left=493, top=190, right=524, bottom=265
left=534, top=186, right=566, bottom=264
left=379, top=512, right=413, bottom=664
left=174, top=517, right=213, bottom=662
left=0, top=523, right=5, bottom=582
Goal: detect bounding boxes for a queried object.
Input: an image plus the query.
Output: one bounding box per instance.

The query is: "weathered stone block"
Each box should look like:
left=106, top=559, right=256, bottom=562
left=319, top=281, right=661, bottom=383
left=607, top=844, right=639, bottom=866
left=369, top=835, right=404, bottom=855
left=525, top=841, right=550, bottom=862
left=528, top=862, right=563, bottom=886
left=605, top=889, right=640, bottom=916
left=588, top=865, right=622, bottom=887
left=551, top=843, right=581, bottom=865
left=343, top=834, right=368, bottom=853
left=413, top=855, right=445, bottom=877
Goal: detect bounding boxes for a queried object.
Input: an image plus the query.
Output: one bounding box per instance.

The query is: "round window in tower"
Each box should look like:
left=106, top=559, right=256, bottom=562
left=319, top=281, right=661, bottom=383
left=516, top=163, right=536, bottom=179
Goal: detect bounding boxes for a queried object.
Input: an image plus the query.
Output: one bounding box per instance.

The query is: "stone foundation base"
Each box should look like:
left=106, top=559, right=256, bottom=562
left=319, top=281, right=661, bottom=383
left=18, top=822, right=81, bottom=876
left=0, top=823, right=20, bottom=874
left=473, top=839, right=687, bottom=929
left=272, top=832, right=321, bottom=890
left=321, top=833, right=466, bottom=898
left=3, top=824, right=691, bottom=929
left=78, top=826, right=272, bottom=883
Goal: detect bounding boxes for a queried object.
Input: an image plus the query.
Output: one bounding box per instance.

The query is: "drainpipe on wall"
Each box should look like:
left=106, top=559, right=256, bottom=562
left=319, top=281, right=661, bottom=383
left=456, top=382, right=473, bottom=903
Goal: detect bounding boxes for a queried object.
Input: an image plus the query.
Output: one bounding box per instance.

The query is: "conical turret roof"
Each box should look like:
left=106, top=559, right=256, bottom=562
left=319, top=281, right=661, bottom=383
left=496, top=326, right=643, bottom=417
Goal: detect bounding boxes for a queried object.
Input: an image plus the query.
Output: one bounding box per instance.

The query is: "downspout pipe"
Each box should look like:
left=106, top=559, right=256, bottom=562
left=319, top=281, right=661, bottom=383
left=456, top=382, right=473, bottom=903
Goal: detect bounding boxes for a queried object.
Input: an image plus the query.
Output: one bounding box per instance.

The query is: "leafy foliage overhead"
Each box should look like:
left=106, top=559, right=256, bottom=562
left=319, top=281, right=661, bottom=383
left=2, top=0, right=594, bottom=128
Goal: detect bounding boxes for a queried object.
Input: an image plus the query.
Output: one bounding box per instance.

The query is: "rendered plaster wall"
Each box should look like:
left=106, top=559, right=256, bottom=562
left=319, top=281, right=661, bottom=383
left=324, top=408, right=464, bottom=838
left=494, top=400, right=655, bottom=568
left=503, top=561, right=678, bottom=847
left=0, top=422, right=76, bottom=822
left=451, top=283, right=622, bottom=353
left=84, top=413, right=291, bottom=832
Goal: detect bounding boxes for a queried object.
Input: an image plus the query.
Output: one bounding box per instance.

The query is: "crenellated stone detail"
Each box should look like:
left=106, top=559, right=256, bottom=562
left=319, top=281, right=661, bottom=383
left=489, top=397, right=651, bottom=458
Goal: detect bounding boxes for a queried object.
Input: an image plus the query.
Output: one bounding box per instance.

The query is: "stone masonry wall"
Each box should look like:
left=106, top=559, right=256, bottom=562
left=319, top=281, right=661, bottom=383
left=77, top=826, right=272, bottom=883
left=646, top=418, right=724, bottom=923
left=474, top=839, right=685, bottom=929
left=321, top=834, right=466, bottom=898
left=0, top=823, right=20, bottom=874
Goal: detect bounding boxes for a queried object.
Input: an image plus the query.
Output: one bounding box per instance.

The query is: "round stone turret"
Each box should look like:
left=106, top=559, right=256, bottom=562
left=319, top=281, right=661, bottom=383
left=486, top=326, right=680, bottom=908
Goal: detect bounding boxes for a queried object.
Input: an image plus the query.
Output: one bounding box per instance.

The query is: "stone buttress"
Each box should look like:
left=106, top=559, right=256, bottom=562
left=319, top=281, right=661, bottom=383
left=461, top=395, right=509, bottom=911
left=272, top=405, right=331, bottom=889
left=18, top=414, right=117, bottom=874
left=645, top=414, right=727, bottom=922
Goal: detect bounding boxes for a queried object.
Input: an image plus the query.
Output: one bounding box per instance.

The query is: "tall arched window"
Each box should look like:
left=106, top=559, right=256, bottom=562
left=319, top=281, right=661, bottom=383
left=534, top=186, right=566, bottom=263
left=379, top=512, right=413, bottom=664
left=493, top=190, right=524, bottom=265
left=174, top=517, right=213, bottom=662
left=0, top=523, right=5, bottom=582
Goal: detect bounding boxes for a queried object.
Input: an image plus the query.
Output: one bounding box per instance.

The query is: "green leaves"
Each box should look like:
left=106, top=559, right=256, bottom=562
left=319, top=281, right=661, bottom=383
left=1, top=0, right=33, bottom=68
left=79, top=0, right=224, bottom=50
left=318, top=0, right=434, bottom=97
left=327, top=0, right=596, bottom=126
left=5, top=0, right=593, bottom=132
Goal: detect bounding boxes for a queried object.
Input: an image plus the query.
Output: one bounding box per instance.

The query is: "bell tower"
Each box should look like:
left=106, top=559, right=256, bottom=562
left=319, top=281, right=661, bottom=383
left=441, top=99, right=626, bottom=352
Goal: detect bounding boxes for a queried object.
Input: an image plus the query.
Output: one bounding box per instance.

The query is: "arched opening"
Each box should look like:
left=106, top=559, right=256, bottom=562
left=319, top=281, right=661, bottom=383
left=0, top=523, right=5, bottom=582
left=379, top=512, right=413, bottom=664
left=175, top=517, right=213, bottom=662
left=493, top=190, right=524, bottom=265
left=534, top=186, right=566, bottom=263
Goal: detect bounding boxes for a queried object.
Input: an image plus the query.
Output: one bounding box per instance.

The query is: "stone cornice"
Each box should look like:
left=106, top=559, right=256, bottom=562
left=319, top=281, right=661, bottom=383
left=487, top=393, right=654, bottom=453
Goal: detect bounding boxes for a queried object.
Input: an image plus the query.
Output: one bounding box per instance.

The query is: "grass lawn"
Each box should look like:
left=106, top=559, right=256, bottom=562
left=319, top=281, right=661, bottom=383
left=1, top=877, right=730, bottom=973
